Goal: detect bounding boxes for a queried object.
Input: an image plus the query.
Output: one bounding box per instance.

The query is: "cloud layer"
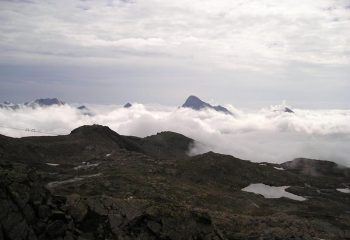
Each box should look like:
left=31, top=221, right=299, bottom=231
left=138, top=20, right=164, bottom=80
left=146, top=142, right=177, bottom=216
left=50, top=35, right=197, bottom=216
left=1, top=103, right=350, bottom=166
left=1, top=1, right=349, bottom=163
left=1, top=0, right=349, bottom=68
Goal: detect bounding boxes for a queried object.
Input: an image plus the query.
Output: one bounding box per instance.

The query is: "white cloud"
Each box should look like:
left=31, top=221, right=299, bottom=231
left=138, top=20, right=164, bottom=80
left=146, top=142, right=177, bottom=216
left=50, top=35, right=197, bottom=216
left=0, top=0, right=349, bottom=69
left=1, top=103, right=350, bottom=166
left=0, top=1, right=349, bottom=153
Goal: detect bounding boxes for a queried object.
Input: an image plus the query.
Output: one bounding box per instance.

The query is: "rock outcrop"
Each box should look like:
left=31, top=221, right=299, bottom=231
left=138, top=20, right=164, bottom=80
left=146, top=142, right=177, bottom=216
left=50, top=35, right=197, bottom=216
left=0, top=162, right=78, bottom=240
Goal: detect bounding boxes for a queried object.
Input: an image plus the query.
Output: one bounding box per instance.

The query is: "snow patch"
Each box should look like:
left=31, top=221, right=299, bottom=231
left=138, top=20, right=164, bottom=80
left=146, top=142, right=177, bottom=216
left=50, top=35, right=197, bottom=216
left=242, top=183, right=306, bottom=201
left=46, top=163, right=60, bottom=166
left=336, top=188, right=350, bottom=193
left=74, top=162, right=99, bottom=170
left=274, top=167, right=285, bottom=171
left=47, top=177, right=83, bottom=188
left=47, top=173, right=102, bottom=188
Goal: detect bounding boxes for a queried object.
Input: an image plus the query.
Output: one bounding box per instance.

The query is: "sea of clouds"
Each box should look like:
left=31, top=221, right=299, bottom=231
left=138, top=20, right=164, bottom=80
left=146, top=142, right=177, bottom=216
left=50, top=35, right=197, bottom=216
left=1, top=103, right=350, bottom=166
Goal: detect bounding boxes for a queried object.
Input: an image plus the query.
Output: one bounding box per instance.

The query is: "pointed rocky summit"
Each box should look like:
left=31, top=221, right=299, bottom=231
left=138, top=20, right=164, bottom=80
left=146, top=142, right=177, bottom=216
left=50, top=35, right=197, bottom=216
left=181, top=95, right=232, bottom=115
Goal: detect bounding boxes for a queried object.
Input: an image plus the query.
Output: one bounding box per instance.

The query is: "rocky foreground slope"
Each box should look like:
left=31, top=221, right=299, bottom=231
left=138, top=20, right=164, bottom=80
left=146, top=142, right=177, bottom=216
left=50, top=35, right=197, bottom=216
left=0, top=125, right=349, bottom=240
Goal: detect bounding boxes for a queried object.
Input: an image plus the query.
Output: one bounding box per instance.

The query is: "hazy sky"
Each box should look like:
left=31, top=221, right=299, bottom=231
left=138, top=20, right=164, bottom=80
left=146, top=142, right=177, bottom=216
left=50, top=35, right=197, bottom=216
left=1, top=0, right=349, bottom=108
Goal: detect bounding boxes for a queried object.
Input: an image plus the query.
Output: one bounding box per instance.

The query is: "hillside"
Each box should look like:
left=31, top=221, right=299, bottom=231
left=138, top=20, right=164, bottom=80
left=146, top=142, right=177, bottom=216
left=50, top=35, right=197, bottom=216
left=0, top=125, right=349, bottom=240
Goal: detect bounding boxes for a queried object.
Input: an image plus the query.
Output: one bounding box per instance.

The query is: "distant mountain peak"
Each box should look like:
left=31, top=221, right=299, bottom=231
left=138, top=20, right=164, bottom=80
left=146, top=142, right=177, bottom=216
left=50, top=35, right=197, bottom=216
left=182, top=95, right=208, bottom=110
left=124, top=102, right=132, bottom=108
left=25, top=98, right=65, bottom=108
left=77, top=105, right=93, bottom=116
left=284, top=107, right=294, bottom=113
left=182, top=95, right=232, bottom=115
left=271, top=101, right=295, bottom=114
left=77, top=105, right=88, bottom=110
left=1, top=98, right=65, bottom=110
left=0, top=101, right=20, bottom=110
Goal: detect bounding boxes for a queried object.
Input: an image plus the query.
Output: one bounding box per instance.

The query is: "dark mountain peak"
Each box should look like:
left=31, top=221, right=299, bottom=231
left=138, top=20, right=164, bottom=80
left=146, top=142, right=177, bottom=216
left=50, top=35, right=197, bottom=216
left=35, top=98, right=64, bottom=105
left=181, top=95, right=232, bottom=115
left=0, top=101, right=20, bottom=110
left=77, top=105, right=94, bottom=116
left=77, top=105, right=88, bottom=110
left=182, top=95, right=209, bottom=110
left=124, top=102, right=132, bottom=108
left=1, top=98, right=65, bottom=110
left=284, top=107, right=294, bottom=113
left=77, top=105, right=93, bottom=116
left=25, top=98, right=65, bottom=107
left=70, top=124, right=118, bottom=137
left=271, top=101, right=294, bottom=114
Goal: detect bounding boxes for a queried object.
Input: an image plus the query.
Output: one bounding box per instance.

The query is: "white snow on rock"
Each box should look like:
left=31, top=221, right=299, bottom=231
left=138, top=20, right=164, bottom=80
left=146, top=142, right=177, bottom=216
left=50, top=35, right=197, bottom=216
left=47, top=173, right=102, bottom=188
left=242, top=183, right=306, bottom=201
left=46, top=163, right=60, bottom=166
left=336, top=188, right=350, bottom=193
left=74, top=162, right=99, bottom=170
left=273, top=167, right=285, bottom=171
left=47, top=177, right=83, bottom=188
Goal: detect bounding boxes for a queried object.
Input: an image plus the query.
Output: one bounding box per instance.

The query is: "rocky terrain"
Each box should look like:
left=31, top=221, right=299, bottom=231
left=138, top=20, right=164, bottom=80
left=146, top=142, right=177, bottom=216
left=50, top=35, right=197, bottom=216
left=0, top=125, right=349, bottom=240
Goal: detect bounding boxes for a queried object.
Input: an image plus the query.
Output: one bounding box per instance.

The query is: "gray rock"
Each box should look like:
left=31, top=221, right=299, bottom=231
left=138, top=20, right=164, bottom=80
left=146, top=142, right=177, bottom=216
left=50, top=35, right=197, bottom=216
left=66, top=194, right=88, bottom=223
left=38, top=205, right=51, bottom=221
left=46, top=220, right=67, bottom=238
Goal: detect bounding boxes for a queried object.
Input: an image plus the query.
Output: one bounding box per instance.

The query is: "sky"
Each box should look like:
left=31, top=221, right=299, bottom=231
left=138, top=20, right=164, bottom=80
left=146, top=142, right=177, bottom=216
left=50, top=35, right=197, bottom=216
left=0, top=0, right=350, bottom=108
